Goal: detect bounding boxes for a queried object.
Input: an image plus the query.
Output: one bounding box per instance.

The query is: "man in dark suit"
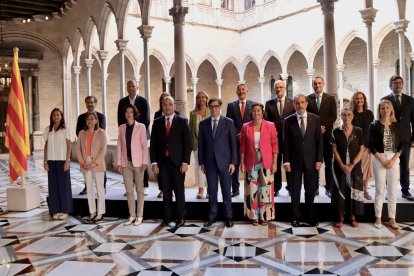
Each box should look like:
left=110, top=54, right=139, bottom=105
left=150, top=96, right=191, bottom=227
left=283, top=94, right=323, bottom=227
left=264, top=80, right=295, bottom=196
left=382, top=75, right=414, bottom=201
left=76, top=95, right=107, bottom=195
left=199, top=97, right=237, bottom=228
left=306, top=76, right=337, bottom=198
left=226, top=83, right=254, bottom=197
left=117, top=80, right=150, bottom=194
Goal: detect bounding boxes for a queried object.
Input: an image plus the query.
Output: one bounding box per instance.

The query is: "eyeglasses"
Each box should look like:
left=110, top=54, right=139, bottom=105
left=209, top=105, right=221, bottom=109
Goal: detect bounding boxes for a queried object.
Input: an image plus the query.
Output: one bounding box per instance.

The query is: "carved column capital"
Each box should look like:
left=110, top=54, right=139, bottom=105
left=306, top=68, right=315, bottom=76
left=191, top=77, right=199, bottom=84
left=238, top=80, right=246, bottom=85
left=280, top=73, right=289, bottom=81
left=30, top=68, right=40, bottom=77
left=317, top=0, right=337, bottom=14
left=98, top=50, right=108, bottom=60
left=163, top=76, right=172, bottom=84
left=72, top=66, right=81, bottom=75
left=336, top=64, right=345, bottom=72
left=85, top=58, right=94, bottom=68
left=138, top=25, right=154, bottom=40
left=115, top=39, right=129, bottom=51
left=373, top=58, right=381, bottom=68
left=393, top=19, right=410, bottom=34
left=359, top=7, right=378, bottom=27
left=258, top=77, right=266, bottom=84
left=215, top=79, right=223, bottom=86
left=169, top=5, right=188, bottom=25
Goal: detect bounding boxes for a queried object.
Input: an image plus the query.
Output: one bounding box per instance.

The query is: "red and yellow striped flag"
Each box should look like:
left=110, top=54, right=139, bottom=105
left=5, top=47, right=30, bottom=183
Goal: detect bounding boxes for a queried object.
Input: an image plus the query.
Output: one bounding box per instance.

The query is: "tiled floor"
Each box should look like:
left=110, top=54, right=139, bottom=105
left=1, top=153, right=414, bottom=275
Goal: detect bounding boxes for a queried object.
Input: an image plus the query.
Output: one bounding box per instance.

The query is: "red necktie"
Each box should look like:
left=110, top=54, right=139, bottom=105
left=165, top=117, right=171, bottom=156
left=241, top=101, right=245, bottom=120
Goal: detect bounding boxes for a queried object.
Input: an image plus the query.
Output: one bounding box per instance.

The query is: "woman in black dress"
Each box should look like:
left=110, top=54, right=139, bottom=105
left=351, top=91, right=374, bottom=200
left=331, top=106, right=365, bottom=228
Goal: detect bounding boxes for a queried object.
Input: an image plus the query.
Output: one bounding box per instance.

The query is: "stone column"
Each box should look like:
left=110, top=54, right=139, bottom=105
left=98, top=50, right=108, bottom=116
left=138, top=25, right=154, bottom=102
left=169, top=1, right=189, bottom=116
left=85, top=58, right=94, bottom=96
left=73, top=65, right=82, bottom=118
left=164, top=76, right=172, bottom=93
left=258, top=77, right=265, bottom=104
left=373, top=58, right=380, bottom=112
left=191, top=77, right=199, bottom=105
left=63, top=73, right=72, bottom=140
left=411, top=53, right=414, bottom=96
left=393, top=19, right=409, bottom=82
left=134, top=74, right=141, bottom=85
left=336, top=64, right=345, bottom=108
left=318, top=0, right=338, bottom=97
left=116, top=39, right=128, bottom=99
left=406, top=57, right=412, bottom=96
left=238, top=80, right=246, bottom=85
left=216, top=79, right=223, bottom=98
left=30, top=69, right=43, bottom=150
left=306, top=68, right=315, bottom=93
left=360, top=7, right=377, bottom=110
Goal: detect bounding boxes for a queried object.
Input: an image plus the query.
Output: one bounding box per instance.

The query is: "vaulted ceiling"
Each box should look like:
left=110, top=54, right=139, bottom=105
left=0, top=0, right=77, bottom=22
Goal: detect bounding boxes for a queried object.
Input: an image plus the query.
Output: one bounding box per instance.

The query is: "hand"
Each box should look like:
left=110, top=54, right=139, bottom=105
left=201, top=164, right=206, bottom=174
left=386, top=158, right=396, bottom=169
left=63, top=160, right=70, bottom=172
left=140, top=164, right=148, bottom=171
left=180, top=163, right=188, bottom=173
left=240, top=163, right=245, bottom=174
left=271, top=163, right=277, bottom=174
left=284, top=164, right=291, bottom=172
left=152, top=164, right=159, bottom=174
left=382, top=159, right=391, bottom=168
left=321, top=126, right=326, bottom=134
left=315, top=162, right=322, bottom=170
left=44, top=162, right=49, bottom=172
left=118, top=165, right=123, bottom=174
left=229, top=164, right=235, bottom=175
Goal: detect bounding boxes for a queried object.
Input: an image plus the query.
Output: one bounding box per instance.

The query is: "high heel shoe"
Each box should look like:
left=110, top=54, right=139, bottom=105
left=93, top=215, right=103, bottom=222
left=335, top=220, right=343, bottom=228
left=350, top=216, right=359, bottom=228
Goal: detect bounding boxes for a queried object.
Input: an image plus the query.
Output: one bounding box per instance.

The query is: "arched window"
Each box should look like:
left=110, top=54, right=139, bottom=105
left=221, top=0, right=233, bottom=10
left=245, top=0, right=256, bottom=10
left=269, top=75, right=275, bottom=98
left=286, top=75, right=293, bottom=99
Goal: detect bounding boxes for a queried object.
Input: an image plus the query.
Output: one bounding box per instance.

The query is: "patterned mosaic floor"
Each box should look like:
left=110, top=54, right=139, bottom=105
left=1, top=152, right=414, bottom=275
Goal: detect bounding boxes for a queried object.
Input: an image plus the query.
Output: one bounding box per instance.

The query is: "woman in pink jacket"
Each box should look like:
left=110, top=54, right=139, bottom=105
left=240, top=103, right=278, bottom=226
left=76, top=112, right=107, bottom=222
left=117, top=104, right=148, bottom=226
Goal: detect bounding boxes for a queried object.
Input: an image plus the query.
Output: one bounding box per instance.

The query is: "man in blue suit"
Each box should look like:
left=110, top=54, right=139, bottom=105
left=199, top=97, right=237, bottom=228
left=226, top=84, right=255, bottom=196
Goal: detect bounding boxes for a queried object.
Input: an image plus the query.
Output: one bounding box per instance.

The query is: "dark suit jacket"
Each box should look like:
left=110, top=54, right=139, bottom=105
left=76, top=111, right=106, bottom=136
left=150, top=115, right=191, bottom=169
left=264, top=96, right=295, bottom=145
left=226, top=99, right=255, bottom=133
left=198, top=116, right=237, bottom=172
left=306, top=92, right=337, bottom=136
left=382, top=93, right=414, bottom=143
left=283, top=112, right=323, bottom=170
left=117, top=95, right=150, bottom=137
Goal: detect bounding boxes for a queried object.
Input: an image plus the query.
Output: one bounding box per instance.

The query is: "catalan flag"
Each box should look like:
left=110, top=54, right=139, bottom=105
left=5, top=47, right=30, bottom=184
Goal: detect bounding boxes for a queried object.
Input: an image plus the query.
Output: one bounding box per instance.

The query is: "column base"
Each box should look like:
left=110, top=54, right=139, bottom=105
left=32, top=131, right=44, bottom=150
left=7, top=185, right=41, bottom=211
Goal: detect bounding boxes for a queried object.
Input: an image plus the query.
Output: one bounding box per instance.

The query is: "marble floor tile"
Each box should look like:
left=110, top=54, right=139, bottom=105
left=204, top=267, right=268, bottom=276
left=107, top=222, right=160, bottom=237
left=283, top=241, right=344, bottom=263
left=367, top=267, right=414, bottom=275
left=18, top=236, right=82, bottom=254
left=142, top=240, right=203, bottom=260
left=46, top=260, right=115, bottom=276
left=6, top=220, right=62, bottom=233
left=0, top=208, right=47, bottom=218
left=221, top=224, right=268, bottom=239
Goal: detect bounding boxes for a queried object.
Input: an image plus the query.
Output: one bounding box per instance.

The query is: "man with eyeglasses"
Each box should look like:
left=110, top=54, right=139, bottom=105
left=382, top=75, right=414, bottom=201
left=199, top=97, right=237, bottom=228
left=226, top=83, right=255, bottom=197
left=76, top=95, right=107, bottom=195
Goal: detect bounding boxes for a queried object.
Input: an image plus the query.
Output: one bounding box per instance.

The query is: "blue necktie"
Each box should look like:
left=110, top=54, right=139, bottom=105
left=316, top=95, right=320, bottom=111
left=212, top=119, right=218, bottom=138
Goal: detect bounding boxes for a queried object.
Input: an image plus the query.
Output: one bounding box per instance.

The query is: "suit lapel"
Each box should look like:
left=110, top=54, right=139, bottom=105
left=214, top=116, right=224, bottom=139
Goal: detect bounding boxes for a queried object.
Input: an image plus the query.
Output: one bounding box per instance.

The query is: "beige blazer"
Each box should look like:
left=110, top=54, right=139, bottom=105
left=76, top=128, right=107, bottom=173
left=117, top=122, right=148, bottom=167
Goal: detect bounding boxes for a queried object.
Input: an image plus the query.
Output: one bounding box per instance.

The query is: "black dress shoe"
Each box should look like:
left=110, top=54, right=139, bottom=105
left=161, top=219, right=171, bottom=227
left=203, top=220, right=215, bottom=227
left=402, top=191, right=414, bottom=201
left=274, top=190, right=279, bottom=197
left=231, top=191, right=240, bottom=197
left=307, top=219, right=319, bottom=227
left=325, top=190, right=331, bottom=198
left=79, top=188, right=87, bottom=195
left=225, top=219, right=234, bottom=228
left=176, top=219, right=185, bottom=227
left=291, top=220, right=300, bottom=227
left=315, top=189, right=319, bottom=196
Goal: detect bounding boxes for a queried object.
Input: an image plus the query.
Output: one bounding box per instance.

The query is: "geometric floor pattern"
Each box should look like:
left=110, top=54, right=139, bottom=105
left=1, top=153, right=414, bottom=275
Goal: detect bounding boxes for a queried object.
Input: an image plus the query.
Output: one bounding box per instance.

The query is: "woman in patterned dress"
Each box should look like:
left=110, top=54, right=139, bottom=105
left=240, top=103, right=278, bottom=226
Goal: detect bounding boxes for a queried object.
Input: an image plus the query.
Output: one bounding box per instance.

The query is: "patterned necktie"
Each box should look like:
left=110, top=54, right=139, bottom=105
left=241, top=101, right=245, bottom=120
left=316, top=95, right=321, bottom=111
left=300, top=116, right=306, bottom=138
left=279, top=99, right=284, bottom=116
left=395, top=94, right=401, bottom=111
left=165, top=117, right=171, bottom=156
left=212, top=119, right=218, bottom=138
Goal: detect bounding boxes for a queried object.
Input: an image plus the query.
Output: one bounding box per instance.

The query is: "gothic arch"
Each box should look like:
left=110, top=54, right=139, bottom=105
left=113, top=0, right=131, bottom=38
left=63, top=38, right=74, bottom=75
left=97, top=2, right=116, bottom=50
left=260, top=50, right=282, bottom=77
left=84, top=17, right=98, bottom=58
left=338, top=30, right=366, bottom=65
left=220, top=57, right=242, bottom=80
left=283, top=44, right=309, bottom=72
left=196, top=54, right=220, bottom=80
left=72, top=28, right=85, bottom=66
left=148, top=49, right=169, bottom=77
left=240, top=56, right=260, bottom=81
left=373, top=23, right=395, bottom=60
left=309, top=37, right=324, bottom=69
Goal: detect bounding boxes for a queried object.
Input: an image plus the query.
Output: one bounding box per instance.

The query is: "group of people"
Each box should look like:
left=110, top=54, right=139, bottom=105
left=43, top=74, right=414, bottom=230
